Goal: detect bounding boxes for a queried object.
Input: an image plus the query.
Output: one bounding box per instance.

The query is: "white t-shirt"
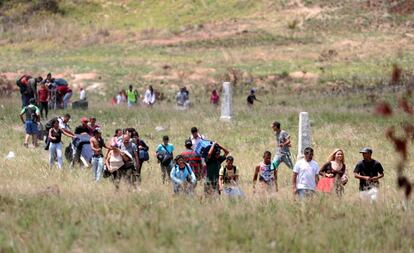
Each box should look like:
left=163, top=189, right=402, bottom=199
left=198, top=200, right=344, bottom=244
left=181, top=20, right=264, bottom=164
left=191, top=134, right=205, bottom=150
left=79, top=89, right=86, bottom=100
left=143, top=90, right=155, bottom=104
left=58, top=117, right=70, bottom=131
left=293, top=158, right=320, bottom=190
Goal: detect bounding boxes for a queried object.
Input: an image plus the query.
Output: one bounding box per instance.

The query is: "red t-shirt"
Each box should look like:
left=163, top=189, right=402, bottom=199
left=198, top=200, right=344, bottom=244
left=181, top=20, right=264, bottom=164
left=38, top=88, right=48, bottom=102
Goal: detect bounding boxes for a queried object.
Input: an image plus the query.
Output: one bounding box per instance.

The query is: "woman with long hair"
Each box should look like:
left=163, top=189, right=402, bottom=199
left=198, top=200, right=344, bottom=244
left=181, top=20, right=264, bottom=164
left=143, top=85, right=155, bottom=106
left=319, top=149, right=348, bottom=195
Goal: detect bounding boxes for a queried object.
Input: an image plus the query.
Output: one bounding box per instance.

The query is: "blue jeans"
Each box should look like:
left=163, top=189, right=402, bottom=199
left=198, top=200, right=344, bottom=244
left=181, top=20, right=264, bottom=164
left=49, top=142, right=63, bottom=169
left=296, top=189, right=315, bottom=199
left=63, top=92, right=72, bottom=109
left=91, top=156, right=104, bottom=182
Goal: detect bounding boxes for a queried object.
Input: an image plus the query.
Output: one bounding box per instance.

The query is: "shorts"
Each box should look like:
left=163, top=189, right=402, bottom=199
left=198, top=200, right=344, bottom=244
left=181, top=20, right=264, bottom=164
left=25, top=120, right=38, bottom=135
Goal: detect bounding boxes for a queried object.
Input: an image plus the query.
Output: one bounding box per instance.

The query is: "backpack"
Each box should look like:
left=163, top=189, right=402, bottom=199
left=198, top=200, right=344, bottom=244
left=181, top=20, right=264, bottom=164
left=139, top=149, right=149, bottom=161
left=223, top=166, right=236, bottom=178
left=159, top=145, right=173, bottom=166
left=25, top=106, right=38, bottom=121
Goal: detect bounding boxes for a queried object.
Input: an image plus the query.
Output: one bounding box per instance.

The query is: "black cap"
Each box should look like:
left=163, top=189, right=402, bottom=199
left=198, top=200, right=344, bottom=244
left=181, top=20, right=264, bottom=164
left=185, top=139, right=192, bottom=146
left=359, top=147, right=373, bottom=154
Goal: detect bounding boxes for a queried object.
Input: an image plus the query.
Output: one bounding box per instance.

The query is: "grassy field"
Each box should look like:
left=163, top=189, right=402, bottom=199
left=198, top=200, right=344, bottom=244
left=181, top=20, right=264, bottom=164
left=1, top=0, right=414, bottom=252
left=1, top=90, right=414, bottom=252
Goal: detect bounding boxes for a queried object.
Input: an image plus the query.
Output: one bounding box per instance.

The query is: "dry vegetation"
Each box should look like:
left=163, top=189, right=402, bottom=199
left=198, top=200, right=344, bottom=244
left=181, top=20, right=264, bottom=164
left=1, top=0, right=414, bottom=252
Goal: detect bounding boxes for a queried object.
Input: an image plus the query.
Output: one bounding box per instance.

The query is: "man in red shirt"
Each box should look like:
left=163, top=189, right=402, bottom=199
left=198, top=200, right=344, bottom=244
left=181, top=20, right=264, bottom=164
left=56, top=85, right=72, bottom=109
left=181, top=139, right=203, bottom=180
left=37, top=83, right=49, bottom=119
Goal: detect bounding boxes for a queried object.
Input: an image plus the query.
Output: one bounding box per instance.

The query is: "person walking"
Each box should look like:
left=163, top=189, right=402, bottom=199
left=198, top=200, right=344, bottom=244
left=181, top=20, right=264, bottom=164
left=318, top=149, right=348, bottom=195
left=170, top=155, right=196, bottom=195
left=104, top=144, right=135, bottom=189
left=219, top=156, right=243, bottom=196
left=90, top=128, right=111, bottom=181
left=143, top=85, right=156, bottom=106
left=190, top=127, right=205, bottom=150
left=271, top=121, right=294, bottom=170
left=253, top=151, right=278, bottom=193
left=181, top=139, right=203, bottom=180
left=126, top=85, right=137, bottom=107
left=37, top=82, right=49, bottom=120
left=19, top=98, right=40, bottom=147
left=246, top=89, right=260, bottom=108
left=204, top=142, right=229, bottom=195
left=119, top=134, right=141, bottom=185
left=354, top=147, right=384, bottom=200
left=210, top=89, right=220, bottom=106
left=155, top=135, right=174, bottom=183
left=292, top=147, right=320, bottom=199
left=48, top=119, right=72, bottom=169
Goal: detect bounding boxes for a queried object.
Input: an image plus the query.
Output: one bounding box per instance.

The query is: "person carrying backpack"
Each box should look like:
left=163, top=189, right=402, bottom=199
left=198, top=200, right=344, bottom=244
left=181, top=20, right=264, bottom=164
left=19, top=98, right=40, bottom=147
left=218, top=156, right=243, bottom=197
left=170, top=155, right=196, bottom=194
left=155, top=135, right=174, bottom=183
left=204, top=142, right=229, bottom=195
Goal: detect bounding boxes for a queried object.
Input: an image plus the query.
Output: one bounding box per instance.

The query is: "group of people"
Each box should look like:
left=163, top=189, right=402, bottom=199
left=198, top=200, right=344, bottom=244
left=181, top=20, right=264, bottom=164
left=44, top=113, right=149, bottom=188
left=19, top=96, right=384, bottom=197
left=110, top=84, right=263, bottom=110
left=151, top=122, right=384, bottom=198
left=112, top=85, right=156, bottom=107
left=16, top=73, right=82, bottom=113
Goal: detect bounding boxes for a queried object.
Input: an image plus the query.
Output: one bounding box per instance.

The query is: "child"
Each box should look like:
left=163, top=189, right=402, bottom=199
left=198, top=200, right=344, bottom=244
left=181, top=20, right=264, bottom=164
left=218, top=156, right=243, bottom=196
left=253, top=151, right=278, bottom=192
left=155, top=135, right=174, bottom=183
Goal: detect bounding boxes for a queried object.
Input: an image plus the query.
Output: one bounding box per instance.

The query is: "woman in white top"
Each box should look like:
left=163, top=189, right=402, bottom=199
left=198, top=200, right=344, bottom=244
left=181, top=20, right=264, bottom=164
left=104, top=144, right=133, bottom=188
left=143, top=85, right=156, bottom=106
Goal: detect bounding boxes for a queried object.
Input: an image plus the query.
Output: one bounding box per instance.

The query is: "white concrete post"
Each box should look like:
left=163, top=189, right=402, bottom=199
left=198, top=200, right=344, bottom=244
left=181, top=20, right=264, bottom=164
left=297, top=112, right=311, bottom=159
left=220, top=82, right=232, bottom=121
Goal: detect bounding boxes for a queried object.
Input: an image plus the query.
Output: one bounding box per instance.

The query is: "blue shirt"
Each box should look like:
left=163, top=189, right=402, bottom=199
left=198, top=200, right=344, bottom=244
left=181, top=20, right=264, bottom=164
left=156, top=143, right=174, bottom=154
left=170, top=164, right=196, bottom=185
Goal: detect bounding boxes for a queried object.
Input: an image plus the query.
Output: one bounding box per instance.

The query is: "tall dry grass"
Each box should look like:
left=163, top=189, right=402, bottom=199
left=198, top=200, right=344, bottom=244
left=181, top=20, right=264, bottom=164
left=0, top=92, right=413, bottom=252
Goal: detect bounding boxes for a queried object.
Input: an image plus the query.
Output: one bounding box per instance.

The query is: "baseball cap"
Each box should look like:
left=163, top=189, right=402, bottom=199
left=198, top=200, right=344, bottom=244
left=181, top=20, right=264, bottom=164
left=185, top=139, right=192, bottom=146
left=81, top=117, right=89, bottom=123
left=359, top=147, right=373, bottom=154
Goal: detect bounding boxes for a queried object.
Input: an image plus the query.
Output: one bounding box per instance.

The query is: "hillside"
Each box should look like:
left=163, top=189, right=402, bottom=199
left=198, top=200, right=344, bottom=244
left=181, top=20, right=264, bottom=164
left=1, top=0, right=414, bottom=97
left=2, top=2, right=414, bottom=252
